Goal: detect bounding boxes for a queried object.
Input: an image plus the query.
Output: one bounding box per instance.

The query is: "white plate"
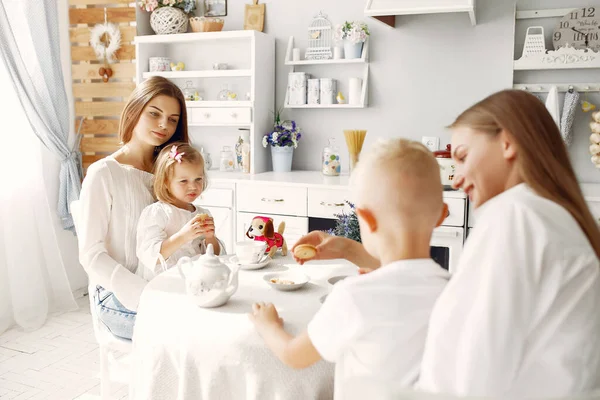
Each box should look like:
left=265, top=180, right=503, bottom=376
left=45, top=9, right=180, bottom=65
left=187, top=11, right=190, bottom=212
left=263, top=272, right=310, bottom=291
left=229, top=255, right=272, bottom=270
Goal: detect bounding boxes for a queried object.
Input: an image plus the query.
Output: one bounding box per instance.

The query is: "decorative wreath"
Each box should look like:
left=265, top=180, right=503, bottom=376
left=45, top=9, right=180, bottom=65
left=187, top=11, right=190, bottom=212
left=89, top=22, right=121, bottom=64
left=589, top=111, right=600, bottom=168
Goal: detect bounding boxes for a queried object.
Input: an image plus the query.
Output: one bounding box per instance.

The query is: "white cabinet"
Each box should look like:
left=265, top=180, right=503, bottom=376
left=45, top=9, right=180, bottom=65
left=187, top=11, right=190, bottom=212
left=237, top=183, right=307, bottom=216
left=134, top=30, right=275, bottom=173
left=443, top=198, right=466, bottom=227
left=307, top=188, right=352, bottom=219
left=194, top=186, right=234, bottom=254
left=236, top=211, right=308, bottom=249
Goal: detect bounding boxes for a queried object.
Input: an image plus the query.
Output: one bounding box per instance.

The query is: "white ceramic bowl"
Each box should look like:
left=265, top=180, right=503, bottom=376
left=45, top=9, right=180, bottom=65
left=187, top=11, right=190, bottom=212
left=263, top=272, right=309, bottom=291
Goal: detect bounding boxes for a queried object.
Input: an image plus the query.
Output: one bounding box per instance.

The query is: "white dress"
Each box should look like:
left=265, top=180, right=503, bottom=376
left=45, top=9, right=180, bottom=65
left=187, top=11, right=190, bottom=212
left=418, top=183, right=600, bottom=397
left=136, top=202, right=224, bottom=281
left=78, top=157, right=154, bottom=311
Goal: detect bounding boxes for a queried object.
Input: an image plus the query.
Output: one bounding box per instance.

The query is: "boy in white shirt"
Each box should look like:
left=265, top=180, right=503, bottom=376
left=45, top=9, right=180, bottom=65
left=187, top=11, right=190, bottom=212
left=249, top=138, right=451, bottom=399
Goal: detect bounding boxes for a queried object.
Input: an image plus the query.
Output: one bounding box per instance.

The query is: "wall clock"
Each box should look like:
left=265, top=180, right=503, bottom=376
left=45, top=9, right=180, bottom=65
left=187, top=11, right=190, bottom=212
left=552, top=6, right=600, bottom=53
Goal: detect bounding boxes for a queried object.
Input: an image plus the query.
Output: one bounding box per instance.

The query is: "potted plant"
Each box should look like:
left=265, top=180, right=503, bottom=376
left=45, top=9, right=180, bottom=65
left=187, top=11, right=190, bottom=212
left=328, top=202, right=361, bottom=243
left=334, top=21, right=370, bottom=59
left=138, top=0, right=197, bottom=35
left=262, top=111, right=302, bottom=173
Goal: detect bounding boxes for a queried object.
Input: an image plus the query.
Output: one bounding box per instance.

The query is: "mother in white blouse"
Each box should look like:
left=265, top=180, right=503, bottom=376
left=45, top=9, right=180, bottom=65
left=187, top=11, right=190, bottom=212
left=77, top=76, right=189, bottom=340
left=293, top=89, right=600, bottom=397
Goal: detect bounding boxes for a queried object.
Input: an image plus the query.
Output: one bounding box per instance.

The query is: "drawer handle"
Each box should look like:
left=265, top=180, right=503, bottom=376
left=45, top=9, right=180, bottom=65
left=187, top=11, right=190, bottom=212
left=320, top=201, right=345, bottom=207
left=230, top=112, right=238, bottom=118
left=261, top=197, right=284, bottom=203
left=204, top=113, right=211, bottom=118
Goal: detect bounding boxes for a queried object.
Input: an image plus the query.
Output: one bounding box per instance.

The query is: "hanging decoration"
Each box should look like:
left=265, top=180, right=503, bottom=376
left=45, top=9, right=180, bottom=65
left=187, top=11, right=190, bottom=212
left=589, top=111, right=600, bottom=168
left=89, top=8, right=121, bottom=83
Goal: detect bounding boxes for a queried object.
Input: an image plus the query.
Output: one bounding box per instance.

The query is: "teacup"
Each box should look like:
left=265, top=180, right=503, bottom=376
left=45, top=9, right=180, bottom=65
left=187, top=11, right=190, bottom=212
left=235, top=241, right=267, bottom=264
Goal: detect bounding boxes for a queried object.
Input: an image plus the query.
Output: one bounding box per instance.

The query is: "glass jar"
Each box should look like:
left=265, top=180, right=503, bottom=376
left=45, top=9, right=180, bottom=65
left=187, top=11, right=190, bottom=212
left=433, top=144, right=456, bottom=187
left=219, top=146, right=235, bottom=172
left=217, top=84, right=230, bottom=101
left=322, top=138, right=341, bottom=176
left=199, top=147, right=212, bottom=170
left=182, top=81, right=197, bottom=102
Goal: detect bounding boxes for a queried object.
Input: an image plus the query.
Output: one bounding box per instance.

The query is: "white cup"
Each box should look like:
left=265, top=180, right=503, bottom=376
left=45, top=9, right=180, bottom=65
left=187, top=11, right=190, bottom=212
left=333, top=47, right=343, bottom=60
left=292, top=48, right=300, bottom=61
left=235, top=241, right=267, bottom=264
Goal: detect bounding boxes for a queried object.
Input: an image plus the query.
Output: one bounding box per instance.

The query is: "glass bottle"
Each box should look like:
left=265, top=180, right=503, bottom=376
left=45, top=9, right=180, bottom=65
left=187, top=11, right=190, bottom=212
left=322, top=138, right=341, bottom=176
left=182, top=81, right=197, bottom=102
left=217, top=84, right=230, bottom=101
left=199, top=147, right=212, bottom=170
left=235, top=129, right=250, bottom=170
left=219, top=146, right=235, bottom=172
left=240, top=130, right=251, bottom=173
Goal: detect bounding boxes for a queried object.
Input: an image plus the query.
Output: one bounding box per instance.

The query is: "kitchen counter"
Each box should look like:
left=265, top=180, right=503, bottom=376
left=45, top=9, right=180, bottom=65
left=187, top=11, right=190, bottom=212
left=207, top=170, right=467, bottom=199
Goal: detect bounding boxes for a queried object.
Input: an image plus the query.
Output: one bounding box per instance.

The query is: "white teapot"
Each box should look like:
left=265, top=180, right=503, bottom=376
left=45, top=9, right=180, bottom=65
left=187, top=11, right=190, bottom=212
left=177, top=244, right=239, bottom=308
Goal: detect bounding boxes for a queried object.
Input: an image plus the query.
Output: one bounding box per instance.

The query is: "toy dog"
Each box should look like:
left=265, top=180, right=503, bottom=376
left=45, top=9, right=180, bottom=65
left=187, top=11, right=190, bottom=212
left=246, top=216, right=288, bottom=257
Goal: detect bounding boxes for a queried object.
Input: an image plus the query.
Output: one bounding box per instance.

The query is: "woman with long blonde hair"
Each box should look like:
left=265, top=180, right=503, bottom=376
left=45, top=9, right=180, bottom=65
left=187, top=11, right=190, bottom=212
left=77, top=76, right=189, bottom=339
left=292, top=89, right=600, bottom=396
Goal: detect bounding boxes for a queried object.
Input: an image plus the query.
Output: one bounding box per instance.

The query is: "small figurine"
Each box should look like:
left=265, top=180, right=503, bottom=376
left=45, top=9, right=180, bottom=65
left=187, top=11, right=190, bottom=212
left=170, top=61, right=185, bottom=71
left=336, top=91, right=346, bottom=104
left=246, top=216, right=288, bottom=257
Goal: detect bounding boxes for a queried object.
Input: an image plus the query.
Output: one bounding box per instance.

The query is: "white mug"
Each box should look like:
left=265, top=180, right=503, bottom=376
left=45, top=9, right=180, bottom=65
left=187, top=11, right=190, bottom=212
left=235, top=241, right=267, bottom=264
left=292, top=48, right=300, bottom=61
left=333, top=47, right=343, bottom=60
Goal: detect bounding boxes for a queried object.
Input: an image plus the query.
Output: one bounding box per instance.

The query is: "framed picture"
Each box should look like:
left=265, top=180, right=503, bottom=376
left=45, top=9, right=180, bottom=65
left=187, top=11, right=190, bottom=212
left=204, top=0, right=227, bottom=17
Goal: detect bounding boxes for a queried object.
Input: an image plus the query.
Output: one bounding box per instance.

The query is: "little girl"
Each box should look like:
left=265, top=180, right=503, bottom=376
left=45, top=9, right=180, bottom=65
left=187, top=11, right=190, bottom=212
left=136, top=142, right=224, bottom=281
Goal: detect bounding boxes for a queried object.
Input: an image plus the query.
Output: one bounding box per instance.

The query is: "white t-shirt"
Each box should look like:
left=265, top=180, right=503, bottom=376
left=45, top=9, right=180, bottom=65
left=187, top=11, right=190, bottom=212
left=418, top=183, right=600, bottom=397
left=308, top=259, right=449, bottom=400
left=136, top=202, right=223, bottom=281
left=78, top=157, right=154, bottom=311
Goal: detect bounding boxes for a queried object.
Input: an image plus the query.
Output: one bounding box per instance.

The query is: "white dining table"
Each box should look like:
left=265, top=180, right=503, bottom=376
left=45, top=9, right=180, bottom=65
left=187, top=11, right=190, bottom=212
left=129, top=254, right=358, bottom=400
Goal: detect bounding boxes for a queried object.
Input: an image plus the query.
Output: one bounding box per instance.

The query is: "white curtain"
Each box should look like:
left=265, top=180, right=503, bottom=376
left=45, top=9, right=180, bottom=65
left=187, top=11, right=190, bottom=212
left=0, top=0, right=77, bottom=335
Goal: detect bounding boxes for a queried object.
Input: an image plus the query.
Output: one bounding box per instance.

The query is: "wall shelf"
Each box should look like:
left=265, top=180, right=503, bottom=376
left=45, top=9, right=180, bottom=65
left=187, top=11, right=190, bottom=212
left=143, top=70, right=252, bottom=79
left=513, top=83, right=600, bottom=92
left=364, top=0, right=477, bottom=27
left=283, top=36, right=369, bottom=109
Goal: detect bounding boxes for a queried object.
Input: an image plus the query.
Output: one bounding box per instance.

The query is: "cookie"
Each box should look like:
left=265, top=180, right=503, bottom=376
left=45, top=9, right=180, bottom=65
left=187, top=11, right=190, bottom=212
left=195, top=213, right=209, bottom=223
left=293, top=244, right=317, bottom=260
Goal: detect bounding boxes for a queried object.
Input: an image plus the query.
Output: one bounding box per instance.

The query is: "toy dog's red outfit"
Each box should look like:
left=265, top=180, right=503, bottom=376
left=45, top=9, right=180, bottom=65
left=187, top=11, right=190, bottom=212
left=246, top=216, right=284, bottom=253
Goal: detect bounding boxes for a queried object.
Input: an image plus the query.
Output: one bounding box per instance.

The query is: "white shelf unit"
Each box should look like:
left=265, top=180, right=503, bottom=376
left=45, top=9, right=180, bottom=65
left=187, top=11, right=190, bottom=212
left=134, top=30, right=275, bottom=174
left=364, top=0, right=477, bottom=28
left=513, top=7, right=599, bottom=71
left=283, top=36, right=369, bottom=109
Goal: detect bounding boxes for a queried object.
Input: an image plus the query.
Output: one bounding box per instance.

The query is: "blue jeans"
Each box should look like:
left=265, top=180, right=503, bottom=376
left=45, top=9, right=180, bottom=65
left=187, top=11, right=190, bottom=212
left=93, top=286, right=136, bottom=340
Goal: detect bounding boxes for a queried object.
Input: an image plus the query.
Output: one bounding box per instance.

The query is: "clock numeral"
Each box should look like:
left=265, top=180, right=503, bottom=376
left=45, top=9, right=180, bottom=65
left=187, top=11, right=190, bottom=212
left=554, top=32, right=562, bottom=41
left=571, top=11, right=579, bottom=19
left=560, top=21, right=570, bottom=29
left=582, top=7, right=595, bottom=17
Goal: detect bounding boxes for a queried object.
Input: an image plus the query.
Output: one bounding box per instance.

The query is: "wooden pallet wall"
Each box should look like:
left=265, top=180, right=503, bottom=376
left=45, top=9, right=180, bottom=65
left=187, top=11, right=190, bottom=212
left=68, top=0, right=137, bottom=171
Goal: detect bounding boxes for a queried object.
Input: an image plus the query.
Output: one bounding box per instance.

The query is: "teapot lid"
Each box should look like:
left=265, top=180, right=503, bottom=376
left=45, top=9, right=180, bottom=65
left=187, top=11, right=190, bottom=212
left=196, top=244, right=223, bottom=268
left=433, top=144, right=452, bottom=159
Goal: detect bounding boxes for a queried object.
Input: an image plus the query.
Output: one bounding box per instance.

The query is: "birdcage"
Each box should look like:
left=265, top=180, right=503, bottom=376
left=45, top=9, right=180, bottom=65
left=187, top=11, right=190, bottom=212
left=305, top=11, right=333, bottom=60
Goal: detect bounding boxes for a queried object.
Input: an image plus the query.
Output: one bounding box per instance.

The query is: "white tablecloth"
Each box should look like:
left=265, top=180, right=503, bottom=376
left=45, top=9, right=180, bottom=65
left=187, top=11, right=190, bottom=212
left=129, top=255, right=358, bottom=400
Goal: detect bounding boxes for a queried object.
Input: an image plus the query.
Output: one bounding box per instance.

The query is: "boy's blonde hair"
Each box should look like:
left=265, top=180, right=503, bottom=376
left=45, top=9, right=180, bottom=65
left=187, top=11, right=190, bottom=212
left=153, top=142, right=207, bottom=204
left=352, top=138, right=443, bottom=224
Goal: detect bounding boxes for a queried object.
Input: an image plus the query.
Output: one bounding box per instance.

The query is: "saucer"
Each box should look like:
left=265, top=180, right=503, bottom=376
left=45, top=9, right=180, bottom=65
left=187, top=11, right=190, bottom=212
left=263, top=272, right=309, bottom=291
left=229, top=255, right=271, bottom=270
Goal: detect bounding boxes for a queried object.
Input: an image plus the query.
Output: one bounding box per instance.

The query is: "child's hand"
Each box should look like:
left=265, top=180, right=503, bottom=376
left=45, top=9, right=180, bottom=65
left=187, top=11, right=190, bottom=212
left=248, top=302, right=283, bottom=331
left=176, top=217, right=206, bottom=243
left=197, top=216, right=215, bottom=240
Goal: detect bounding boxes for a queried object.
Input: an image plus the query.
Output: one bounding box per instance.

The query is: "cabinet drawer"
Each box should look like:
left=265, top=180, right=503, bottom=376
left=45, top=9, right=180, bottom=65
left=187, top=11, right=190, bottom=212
left=308, top=188, right=353, bottom=219
left=443, top=198, right=466, bottom=227
left=237, top=183, right=307, bottom=216
left=195, top=188, right=233, bottom=208
left=237, top=212, right=308, bottom=249
left=190, top=107, right=251, bottom=125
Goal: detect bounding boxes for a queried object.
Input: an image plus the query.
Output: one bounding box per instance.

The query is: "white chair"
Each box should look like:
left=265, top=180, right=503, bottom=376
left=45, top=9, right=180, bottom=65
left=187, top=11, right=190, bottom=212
left=71, top=200, right=133, bottom=399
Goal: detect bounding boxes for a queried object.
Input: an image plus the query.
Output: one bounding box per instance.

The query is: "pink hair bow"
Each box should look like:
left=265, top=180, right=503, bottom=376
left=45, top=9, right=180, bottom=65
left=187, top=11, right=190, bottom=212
left=169, top=145, right=185, bottom=163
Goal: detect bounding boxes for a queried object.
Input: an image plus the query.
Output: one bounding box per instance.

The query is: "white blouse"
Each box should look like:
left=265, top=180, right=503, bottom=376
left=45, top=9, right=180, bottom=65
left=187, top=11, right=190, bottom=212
left=78, top=157, right=154, bottom=311
left=136, top=202, right=222, bottom=281
left=418, top=183, right=600, bottom=397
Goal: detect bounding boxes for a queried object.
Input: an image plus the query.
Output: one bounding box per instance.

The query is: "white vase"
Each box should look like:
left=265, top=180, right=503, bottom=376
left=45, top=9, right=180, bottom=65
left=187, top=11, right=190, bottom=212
left=343, top=40, right=363, bottom=59
left=271, top=146, right=294, bottom=172
left=150, top=7, right=188, bottom=35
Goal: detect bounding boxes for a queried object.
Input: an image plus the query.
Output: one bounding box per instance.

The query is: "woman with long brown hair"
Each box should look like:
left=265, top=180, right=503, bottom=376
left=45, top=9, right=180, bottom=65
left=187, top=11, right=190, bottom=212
left=416, top=89, right=600, bottom=396
left=77, top=76, right=189, bottom=339
left=292, top=89, right=600, bottom=396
